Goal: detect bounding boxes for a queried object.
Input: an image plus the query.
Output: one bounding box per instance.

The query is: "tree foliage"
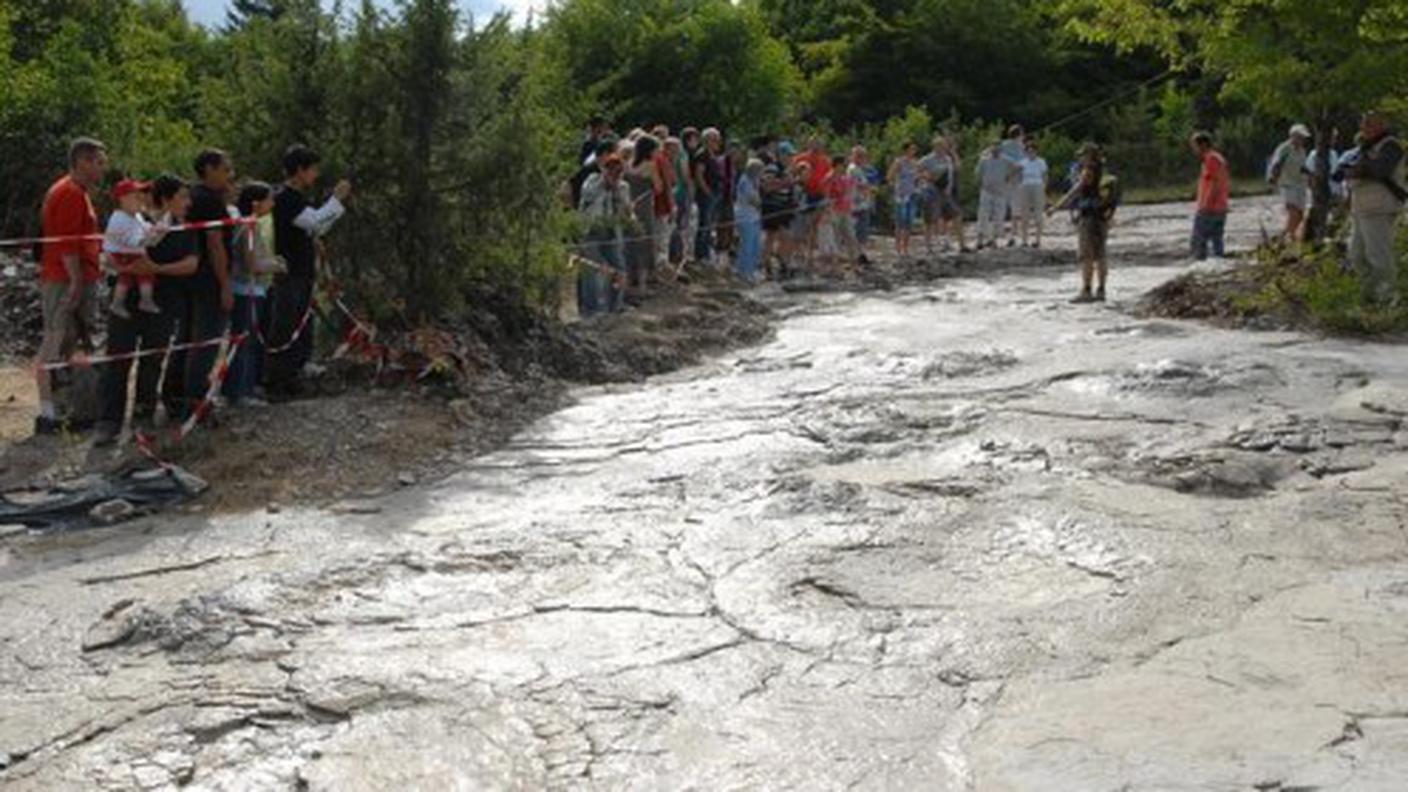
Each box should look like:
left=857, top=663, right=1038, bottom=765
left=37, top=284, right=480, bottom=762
left=5, top=0, right=1364, bottom=317
left=1054, top=0, right=1408, bottom=121
left=543, top=0, right=799, bottom=133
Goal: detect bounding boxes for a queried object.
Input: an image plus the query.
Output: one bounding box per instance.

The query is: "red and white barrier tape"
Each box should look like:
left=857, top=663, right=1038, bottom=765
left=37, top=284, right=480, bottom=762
left=0, top=216, right=256, bottom=249
left=133, top=333, right=243, bottom=466
left=31, top=300, right=315, bottom=375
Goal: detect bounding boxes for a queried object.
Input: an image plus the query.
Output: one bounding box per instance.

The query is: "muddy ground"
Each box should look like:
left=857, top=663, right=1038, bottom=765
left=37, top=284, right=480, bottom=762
left=0, top=276, right=771, bottom=514
left=6, top=196, right=1408, bottom=790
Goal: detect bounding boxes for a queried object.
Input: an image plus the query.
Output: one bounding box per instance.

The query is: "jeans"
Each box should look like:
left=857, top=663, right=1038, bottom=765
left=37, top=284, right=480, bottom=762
left=1191, top=212, right=1227, bottom=260
left=673, top=201, right=695, bottom=262
left=99, top=296, right=176, bottom=431
left=265, top=275, right=315, bottom=392
left=164, top=284, right=228, bottom=420
left=735, top=216, right=763, bottom=281
left=694, top=194, right=716, bottom=261
left=853, top=211, right=872, bottom=246
left=582, top=231, right=625, bottom=315
left=224, top=293, right=268, bottom=401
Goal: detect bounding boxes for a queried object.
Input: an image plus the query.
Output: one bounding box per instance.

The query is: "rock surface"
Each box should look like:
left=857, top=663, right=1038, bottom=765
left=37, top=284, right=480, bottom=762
left=3, top=199, right=1408, bottom=789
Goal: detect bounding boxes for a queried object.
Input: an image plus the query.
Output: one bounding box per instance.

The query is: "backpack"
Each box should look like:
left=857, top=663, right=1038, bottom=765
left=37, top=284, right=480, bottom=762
left=1099, top=173, right=1122, bottom=215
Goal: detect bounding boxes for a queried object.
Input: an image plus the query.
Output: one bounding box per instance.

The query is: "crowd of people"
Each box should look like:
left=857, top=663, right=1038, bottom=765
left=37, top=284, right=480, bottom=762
left=565, top=120, right=1083, bottom=316
left=34, top=138, right=351, bottom=442
left=1193, top=111, right=1405, bottom=305
left=25, top=111, right=1403, bottom=442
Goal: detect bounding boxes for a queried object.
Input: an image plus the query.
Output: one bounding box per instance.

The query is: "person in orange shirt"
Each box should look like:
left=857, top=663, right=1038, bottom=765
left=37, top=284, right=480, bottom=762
left=35, top=137, right=133, bottom=435
left=1190, top=131, right=1231, bottom=261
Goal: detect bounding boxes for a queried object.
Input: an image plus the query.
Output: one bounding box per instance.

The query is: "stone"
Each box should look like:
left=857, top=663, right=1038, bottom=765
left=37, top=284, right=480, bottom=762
left=89, top=499, right=138, bottom=526
left=329, top=502, right=383, bottom=516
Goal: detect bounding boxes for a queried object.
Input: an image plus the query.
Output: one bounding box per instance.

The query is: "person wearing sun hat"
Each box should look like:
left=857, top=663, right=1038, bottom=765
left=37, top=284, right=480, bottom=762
left=1268, top=123, right=1313, bottom=241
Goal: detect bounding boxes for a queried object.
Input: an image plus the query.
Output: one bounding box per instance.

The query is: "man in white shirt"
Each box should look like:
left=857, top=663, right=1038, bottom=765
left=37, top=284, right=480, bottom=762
left=976, top=145, right=1019, bottom=249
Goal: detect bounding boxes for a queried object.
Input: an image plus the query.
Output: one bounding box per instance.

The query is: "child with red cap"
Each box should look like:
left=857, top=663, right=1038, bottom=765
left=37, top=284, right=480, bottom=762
left=104, top=179, right=166, bottom=318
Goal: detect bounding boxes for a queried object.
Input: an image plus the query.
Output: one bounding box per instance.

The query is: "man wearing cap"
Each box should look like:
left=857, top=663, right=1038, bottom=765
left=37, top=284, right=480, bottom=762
left=1344, top=111, right=1406, bottom=307
left=1269, top=124, right=1312, bottom=241
left=34, top=137, right=110, bottom=436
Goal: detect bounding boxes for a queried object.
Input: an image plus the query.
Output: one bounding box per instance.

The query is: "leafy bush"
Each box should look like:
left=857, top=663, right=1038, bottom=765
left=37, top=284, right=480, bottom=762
left=1235, top=226, right=1408, bottom=335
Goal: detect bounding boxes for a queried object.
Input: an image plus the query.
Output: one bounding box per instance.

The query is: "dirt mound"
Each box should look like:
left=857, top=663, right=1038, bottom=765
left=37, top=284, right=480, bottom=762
left=1136, top=269, right=1263, bottom=325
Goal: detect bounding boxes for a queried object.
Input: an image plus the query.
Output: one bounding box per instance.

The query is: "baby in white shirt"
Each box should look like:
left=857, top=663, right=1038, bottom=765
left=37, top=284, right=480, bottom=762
left=104, top=180, right=166, bottom=318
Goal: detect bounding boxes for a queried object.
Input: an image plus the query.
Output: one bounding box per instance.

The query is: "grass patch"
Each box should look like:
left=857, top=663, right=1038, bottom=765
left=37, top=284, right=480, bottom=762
left=1141, top=224, right=1408, bottom=336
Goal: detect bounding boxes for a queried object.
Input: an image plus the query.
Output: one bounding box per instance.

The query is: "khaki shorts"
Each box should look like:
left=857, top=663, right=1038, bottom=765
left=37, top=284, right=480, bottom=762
left=1016, top=183, right=1046, bottom=217
left=1077, top=218, right=1109, bottom=261
left=40, top=280, right=98, bottom=353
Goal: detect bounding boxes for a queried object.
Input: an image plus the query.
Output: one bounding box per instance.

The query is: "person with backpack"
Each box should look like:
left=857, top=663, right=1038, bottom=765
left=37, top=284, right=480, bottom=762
left=1344, top=112, right=1406, bottom=307
left=1052, top=144, right=1120, bottom=303
left=1268, top=124, right=1312, bottom=241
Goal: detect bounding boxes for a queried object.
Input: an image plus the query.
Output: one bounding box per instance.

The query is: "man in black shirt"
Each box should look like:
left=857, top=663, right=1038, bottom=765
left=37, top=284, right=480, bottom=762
left=165, top=149, right=236, bottom=421
left=266, top=144, right=350, bottom=397
left=96, top=175, right=199, bottom=444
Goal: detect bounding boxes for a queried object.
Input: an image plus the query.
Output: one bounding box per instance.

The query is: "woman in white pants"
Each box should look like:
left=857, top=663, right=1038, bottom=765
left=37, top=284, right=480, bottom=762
left=1016, top=140, right=1049, bottom=248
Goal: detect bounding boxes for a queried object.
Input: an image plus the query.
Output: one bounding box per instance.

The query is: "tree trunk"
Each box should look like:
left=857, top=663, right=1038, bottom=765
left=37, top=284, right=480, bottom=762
left=1304, top=113, right=1334, bottom=244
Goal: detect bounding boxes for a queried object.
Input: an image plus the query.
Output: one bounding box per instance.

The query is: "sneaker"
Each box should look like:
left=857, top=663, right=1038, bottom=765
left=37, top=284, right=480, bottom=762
left=34, top=415, right=64, bottom=436
left=1070, top=291, right=1097, bottom=304
left=242, top=396, right=270, bottom=409
left=110, top=301, right=131, bottom=320
left=137, top=297, right=161, bottom=314
left=301, top=362, right=327, bottom=378
left=1094, top=288, right=1107, bottom=302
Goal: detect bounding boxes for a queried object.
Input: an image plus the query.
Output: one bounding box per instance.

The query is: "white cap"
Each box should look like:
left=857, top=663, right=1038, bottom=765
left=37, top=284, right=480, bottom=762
left=1290, top=123, right=1312, bottom=139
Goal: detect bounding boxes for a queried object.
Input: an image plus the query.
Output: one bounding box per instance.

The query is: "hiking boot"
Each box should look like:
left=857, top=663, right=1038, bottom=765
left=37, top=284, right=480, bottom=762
left=1094, top=287, right=1107, bottom=302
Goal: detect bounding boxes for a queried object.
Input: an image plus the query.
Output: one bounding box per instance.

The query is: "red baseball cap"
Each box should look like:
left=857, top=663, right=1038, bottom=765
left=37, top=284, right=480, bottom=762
left=112, top=179, right=151, bottom=200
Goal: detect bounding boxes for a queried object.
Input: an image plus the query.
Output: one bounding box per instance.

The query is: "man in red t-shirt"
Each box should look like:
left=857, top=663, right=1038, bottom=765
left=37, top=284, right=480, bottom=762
left=34, top=137, right=109, bottom=435
left=1190, top=131, right=1231, bottom=261
left=796, top=137, right=833, bottom=266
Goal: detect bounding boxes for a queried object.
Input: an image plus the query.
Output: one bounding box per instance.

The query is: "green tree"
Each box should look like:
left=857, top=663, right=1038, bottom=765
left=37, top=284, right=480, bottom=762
left=543, top=0, right=799, bottom=133
left=1054, top=0, right=1408, bottom=238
